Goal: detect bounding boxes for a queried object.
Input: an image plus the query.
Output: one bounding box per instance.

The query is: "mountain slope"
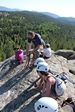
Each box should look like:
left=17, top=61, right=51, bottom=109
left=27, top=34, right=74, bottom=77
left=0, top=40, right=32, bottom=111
left=41, top=12, right=60, bottom=18
left=0, top=6, right=21, bottom=11
left=57, top=17, right=75, bottom=25
left=41, top=12, right=75, bottom=25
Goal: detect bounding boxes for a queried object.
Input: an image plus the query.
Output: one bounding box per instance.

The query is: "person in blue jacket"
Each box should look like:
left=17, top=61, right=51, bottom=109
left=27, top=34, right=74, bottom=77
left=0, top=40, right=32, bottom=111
left=25, top=31, right=45, bottom=67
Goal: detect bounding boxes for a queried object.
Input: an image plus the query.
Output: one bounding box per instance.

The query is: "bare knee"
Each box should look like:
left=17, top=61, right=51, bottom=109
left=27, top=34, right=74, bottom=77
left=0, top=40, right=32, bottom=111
left=49, top=77, right=56, bottom=85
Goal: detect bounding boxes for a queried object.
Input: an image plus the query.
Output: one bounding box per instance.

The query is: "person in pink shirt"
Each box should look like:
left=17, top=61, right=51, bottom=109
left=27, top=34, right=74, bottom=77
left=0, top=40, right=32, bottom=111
left=15, top=46, right=24, bottom=64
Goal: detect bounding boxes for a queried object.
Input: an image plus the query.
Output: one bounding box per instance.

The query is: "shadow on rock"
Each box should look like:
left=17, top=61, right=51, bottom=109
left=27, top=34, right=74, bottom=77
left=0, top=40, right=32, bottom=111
left=0, top=68, right=33, bottom=95
left=0, top=59, right=19, bottom=80
left=1, top=88, right=39, bottom=112
left=19, top=95, right=40, bottom=112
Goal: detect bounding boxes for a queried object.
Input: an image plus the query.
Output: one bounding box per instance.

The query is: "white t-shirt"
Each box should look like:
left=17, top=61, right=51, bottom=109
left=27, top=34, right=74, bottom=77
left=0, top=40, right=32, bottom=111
left=43, top=48, right=52, bottom=58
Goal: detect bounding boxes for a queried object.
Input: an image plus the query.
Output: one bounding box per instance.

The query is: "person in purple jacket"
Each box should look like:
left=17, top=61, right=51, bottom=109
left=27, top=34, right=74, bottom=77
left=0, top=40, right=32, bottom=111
left=15, top=46, right=24, bottom=64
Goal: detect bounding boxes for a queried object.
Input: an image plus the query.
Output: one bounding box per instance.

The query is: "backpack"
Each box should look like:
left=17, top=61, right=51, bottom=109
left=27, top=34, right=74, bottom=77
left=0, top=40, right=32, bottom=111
left=55, top=77, right=66, bottom=96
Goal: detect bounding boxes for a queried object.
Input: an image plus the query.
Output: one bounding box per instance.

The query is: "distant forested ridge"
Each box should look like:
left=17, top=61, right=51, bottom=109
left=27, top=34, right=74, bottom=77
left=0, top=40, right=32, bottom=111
left=0, top=11, right=75, bottom=61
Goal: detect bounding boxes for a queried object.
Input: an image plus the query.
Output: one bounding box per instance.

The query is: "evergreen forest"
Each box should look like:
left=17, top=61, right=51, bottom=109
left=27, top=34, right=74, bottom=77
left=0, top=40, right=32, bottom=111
left=0, top=11, right=75, bottom=61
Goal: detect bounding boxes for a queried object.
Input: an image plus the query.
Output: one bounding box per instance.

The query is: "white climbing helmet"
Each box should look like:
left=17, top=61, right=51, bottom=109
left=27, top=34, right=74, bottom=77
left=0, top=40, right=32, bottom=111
left=34, top=57, right=45, bottom=66
left=36, top=62, right=49, bottom=72
left=34, top=97, right=58, bottom=112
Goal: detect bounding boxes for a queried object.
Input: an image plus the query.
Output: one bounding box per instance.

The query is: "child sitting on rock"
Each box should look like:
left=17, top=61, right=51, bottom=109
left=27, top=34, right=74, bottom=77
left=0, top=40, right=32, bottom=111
left=41, top=43, right=52, bottom=59
left=15, top=46, right=24, bottom=64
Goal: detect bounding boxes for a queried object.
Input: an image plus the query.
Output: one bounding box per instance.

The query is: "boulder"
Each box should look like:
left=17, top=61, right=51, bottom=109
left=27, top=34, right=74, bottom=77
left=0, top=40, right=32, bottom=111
left=46, top=54, right=69, bottom=74
left=55, top=50, right=75, bottom=60
left=68, top=54, right=75, bottom=60
left=68, top=60, right=75, bottom=75
left=0, top=54, right=75, bottom=112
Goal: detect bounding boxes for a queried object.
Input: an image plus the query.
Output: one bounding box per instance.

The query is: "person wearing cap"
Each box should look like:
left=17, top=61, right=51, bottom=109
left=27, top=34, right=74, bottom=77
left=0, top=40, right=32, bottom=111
left=34, top=97, right=58, bottom=112
left=36, top=62, right=56, bottom=97
left=41, top=43, right=52, bottom=59
left=25, top=31, right=45, bottom=67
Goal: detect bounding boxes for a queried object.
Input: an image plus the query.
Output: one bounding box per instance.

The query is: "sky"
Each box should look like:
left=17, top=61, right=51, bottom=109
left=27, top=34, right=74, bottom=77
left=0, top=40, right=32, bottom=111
left=0, top=0, right=75, bottom=17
